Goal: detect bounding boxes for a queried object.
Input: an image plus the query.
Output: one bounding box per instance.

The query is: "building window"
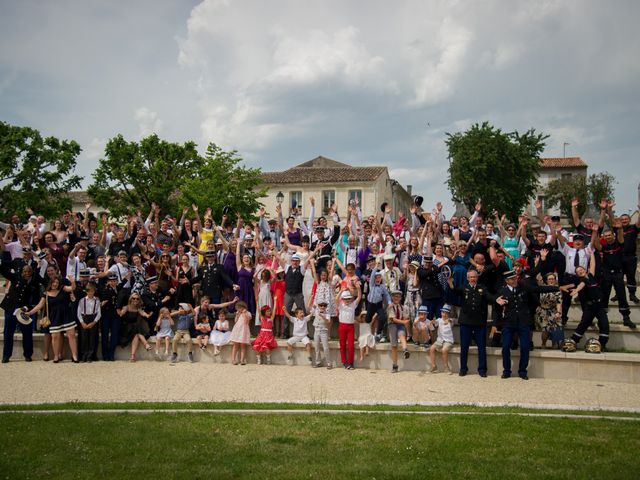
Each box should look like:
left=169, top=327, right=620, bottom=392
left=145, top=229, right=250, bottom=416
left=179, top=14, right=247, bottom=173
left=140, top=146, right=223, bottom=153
left=348, top=189, right=362, bottom=207
left=289, top=191, right=302, bottom=214
left=537, top=195, right=547, bottom=212
left=322, top=190, right=335, bottom=215
left=561, top=173, right=572, bottom=180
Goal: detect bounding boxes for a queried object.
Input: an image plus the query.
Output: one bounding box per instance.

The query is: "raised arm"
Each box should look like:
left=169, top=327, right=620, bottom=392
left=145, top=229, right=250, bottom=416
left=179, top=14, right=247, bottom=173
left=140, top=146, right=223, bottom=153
left=570, top=198, right=581, bottom=228
left=235, top=239, right=242, bottom=270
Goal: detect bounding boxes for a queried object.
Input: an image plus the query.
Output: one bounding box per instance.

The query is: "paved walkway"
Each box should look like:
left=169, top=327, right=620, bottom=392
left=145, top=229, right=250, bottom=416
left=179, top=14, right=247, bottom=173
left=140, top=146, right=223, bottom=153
left=1, top=360, right=639, bottom=411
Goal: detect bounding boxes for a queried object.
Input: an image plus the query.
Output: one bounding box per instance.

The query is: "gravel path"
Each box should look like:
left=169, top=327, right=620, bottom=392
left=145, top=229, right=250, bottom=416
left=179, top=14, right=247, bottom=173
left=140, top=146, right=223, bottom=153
left=1, top=361, right=639, bottom=411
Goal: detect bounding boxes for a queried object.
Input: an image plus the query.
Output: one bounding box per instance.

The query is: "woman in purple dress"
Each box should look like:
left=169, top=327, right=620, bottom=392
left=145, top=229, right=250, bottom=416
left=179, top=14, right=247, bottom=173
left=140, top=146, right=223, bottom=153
left=235, top=240, right=256, bottom=319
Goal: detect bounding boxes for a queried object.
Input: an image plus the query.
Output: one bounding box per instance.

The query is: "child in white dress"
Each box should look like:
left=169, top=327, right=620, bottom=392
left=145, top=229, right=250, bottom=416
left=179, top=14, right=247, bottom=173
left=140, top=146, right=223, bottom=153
left=209, top=309, right=232, bottom=356
left=154, top=307, right=173, bottom=359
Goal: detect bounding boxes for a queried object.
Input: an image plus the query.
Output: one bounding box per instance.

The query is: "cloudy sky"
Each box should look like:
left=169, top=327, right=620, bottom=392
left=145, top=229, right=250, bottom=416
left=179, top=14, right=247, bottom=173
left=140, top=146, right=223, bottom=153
left=1, top=0, right=639, bottom=214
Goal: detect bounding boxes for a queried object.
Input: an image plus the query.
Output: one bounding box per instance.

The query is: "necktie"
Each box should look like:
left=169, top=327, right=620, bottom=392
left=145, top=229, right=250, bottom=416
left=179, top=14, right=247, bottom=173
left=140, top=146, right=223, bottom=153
left=574, top=249, right=581, bottom=269
left=395, top=305, right=400, bottom=319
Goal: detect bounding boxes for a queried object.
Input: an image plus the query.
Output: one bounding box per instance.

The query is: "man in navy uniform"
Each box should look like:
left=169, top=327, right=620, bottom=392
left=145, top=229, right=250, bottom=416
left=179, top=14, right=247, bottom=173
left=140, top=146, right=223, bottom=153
left=192, top=250, right=237, bottom=305
left=496, top=270, right=568, bottom=379
left=0, top=264, right=40, bottom=363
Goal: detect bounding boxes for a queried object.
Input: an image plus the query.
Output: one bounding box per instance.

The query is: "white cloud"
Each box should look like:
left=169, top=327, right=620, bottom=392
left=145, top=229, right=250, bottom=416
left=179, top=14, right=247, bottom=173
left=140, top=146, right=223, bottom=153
left=412, top=18, right=472, bottom=106
left=2, top=0, right=640, bottom=212
left=85, top=137, right=107, bottom=160
left=134, top=107, right=163, bottom=138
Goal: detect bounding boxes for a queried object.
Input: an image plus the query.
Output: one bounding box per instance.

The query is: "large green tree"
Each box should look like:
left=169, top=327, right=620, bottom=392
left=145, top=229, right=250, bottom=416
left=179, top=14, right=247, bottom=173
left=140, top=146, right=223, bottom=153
left=0, top=121, right=82, bottom=219
left=446, top=121, right=548, bottom=220
left=178, top=143, right=266, bottom=221
left=88, top=134, right=204, bottom=217
left=544, top=172, right=616, bottom=219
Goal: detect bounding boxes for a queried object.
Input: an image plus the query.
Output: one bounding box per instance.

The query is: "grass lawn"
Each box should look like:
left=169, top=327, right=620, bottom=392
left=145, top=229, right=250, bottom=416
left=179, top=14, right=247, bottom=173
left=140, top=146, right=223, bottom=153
left=1, top=406, right=638, bottom=479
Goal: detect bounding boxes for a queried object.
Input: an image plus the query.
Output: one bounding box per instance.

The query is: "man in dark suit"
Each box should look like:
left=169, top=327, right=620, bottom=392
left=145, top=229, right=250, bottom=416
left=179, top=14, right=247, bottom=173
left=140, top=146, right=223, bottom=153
left=0, top=264, right=40, bottom=362
left=496, top=270, right=567, bottom=379
left=448, top=269, right=495, bottom=377
left=192, top=251, right=237, bottom=304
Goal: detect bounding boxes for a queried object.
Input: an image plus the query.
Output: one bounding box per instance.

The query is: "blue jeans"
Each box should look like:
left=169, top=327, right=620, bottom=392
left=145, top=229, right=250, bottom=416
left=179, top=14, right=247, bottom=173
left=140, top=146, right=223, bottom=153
left=459, top=325, right=487, bottom=374
left=501, top=324, right=530, bottom=377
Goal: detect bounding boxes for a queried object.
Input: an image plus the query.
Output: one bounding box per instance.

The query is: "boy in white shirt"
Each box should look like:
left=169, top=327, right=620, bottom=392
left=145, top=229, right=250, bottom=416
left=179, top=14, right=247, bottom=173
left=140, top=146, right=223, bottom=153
left=387, top=290, right=411, bottom=373
left=312, top=302, right=332, bottom=369
left=429, top=304, right=456, bottom=374
left=338, top=287, right=361, bottom=370
left=412, top=305, right=432, bottom=348
left=284, top=307, right=313, bottom=366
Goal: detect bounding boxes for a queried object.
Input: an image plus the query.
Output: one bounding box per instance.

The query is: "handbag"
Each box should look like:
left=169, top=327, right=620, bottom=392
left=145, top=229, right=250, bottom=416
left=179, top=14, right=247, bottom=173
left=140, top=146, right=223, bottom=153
left=549, top=324, right=565, bottom=344
left=38, top=295, right=51, bottom=328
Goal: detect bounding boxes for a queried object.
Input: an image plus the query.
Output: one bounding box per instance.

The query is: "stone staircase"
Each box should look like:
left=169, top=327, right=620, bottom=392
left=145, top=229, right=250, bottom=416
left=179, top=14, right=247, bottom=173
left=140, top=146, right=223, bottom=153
left=1, top=284, right=640, bottom=384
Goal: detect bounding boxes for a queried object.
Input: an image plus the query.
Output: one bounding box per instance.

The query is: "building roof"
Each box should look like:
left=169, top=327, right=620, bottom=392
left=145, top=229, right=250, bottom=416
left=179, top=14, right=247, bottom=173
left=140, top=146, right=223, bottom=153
left=260, top=156, right=387, bottom=184
left=65, top=191, right=92, bottom=204
left=539, top=157, right=587, bottom=168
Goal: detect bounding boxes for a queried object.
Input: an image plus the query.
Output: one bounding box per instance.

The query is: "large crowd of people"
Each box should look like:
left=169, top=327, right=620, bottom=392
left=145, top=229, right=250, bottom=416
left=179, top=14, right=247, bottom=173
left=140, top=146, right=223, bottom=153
left=1, top=194, right=638, bottom=379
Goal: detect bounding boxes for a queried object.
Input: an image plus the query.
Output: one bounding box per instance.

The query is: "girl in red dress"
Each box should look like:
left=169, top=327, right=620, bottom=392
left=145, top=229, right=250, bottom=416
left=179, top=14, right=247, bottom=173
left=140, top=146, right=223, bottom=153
left=270, top=268, right=286, bottom=338
left=252, top=302, right=279, bottom=365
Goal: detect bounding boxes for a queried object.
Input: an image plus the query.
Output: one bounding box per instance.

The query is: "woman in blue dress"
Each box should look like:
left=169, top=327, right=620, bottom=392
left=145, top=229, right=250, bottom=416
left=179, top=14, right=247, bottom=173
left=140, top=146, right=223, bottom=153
left=495, top=214, right=522, bottom=269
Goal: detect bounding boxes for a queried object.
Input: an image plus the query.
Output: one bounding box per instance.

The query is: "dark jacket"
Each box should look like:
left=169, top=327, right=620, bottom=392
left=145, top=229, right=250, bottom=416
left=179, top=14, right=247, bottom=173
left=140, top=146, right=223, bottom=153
left=0, top=265, right=40, bottom=311
left=192, top=261, right=234, bottom=300
left=453, top=283, right=495, bottom=327
left=497, top=283, right=559, bottom=327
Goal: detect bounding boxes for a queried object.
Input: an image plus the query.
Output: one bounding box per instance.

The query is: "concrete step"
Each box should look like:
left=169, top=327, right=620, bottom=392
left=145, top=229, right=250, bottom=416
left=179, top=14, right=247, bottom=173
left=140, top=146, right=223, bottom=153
left=2, top=335, right=639, bottom=384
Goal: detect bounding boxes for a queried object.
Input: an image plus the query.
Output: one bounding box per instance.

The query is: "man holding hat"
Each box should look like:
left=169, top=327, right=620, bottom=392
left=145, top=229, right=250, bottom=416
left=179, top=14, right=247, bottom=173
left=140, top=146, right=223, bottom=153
left=310, top=216, right=340, bottom=271
left=259, top=207, right=283, bottom=250
left=496, top=270, right=568, bottom=379
left=0, top=263, right=39, bottom=362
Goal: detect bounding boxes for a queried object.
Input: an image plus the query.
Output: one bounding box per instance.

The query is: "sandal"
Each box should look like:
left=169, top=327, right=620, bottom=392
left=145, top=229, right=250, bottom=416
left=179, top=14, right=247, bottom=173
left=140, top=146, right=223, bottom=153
left=129, top=355, right=136, bottom=363
left=144, top=344, right=153, bottom=351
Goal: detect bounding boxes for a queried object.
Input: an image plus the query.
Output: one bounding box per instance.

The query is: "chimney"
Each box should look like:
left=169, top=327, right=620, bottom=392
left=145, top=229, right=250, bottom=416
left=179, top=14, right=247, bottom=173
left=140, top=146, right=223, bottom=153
left=407, top=184, right=412, bottom=196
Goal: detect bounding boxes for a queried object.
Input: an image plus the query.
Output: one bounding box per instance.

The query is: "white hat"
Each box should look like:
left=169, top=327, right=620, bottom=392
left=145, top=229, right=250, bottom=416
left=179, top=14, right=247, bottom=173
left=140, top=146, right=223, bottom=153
left=384, top=253, right=395, bottom=261
left=179, top=303, right=191, bottom=311
left=291, top=254, right=301, bottom=261
left=341, top=291, right=353, bottom=300
left=14, top=308, right=33, bottom=325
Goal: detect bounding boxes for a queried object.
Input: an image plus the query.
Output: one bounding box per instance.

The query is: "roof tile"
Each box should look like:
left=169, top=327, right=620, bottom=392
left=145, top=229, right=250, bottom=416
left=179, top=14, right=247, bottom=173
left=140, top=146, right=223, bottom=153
left=540, top=157, right=587, bottom=168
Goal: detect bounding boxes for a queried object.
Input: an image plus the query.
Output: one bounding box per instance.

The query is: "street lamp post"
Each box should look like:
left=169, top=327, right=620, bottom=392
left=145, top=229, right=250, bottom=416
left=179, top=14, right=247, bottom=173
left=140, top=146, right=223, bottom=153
left=276, top=191, right=284, bottom=205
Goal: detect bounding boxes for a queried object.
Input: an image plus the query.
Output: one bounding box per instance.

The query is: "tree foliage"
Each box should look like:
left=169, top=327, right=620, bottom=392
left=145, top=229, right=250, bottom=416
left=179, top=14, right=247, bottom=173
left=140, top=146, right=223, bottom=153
left=178, top=143, right=266, bottom=221
left=446, top=122, right=548, bottom=221
left=87, top=134, right=204, bottom=217
left=0, top=121, right=82, bottom=219
left=545, top=172, right=616, bottom=219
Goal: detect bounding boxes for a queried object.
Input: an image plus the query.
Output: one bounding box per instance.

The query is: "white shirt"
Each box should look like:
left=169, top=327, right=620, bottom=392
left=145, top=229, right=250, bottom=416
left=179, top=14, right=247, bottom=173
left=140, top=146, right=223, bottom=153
left=312, top=308, right=331, bottom=329
left=66, top=257, right=87, bottom=281
left=108, top=263, right=131, bottom=288
left=289, top=316, right=310, bottom=337
left=338, top=301, right=357, bottom=324
left=77, top=296, right=102, bottom=324
left=559, top=242, right=592, bottom=275
left=434, top=317, right=455, bottom=343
